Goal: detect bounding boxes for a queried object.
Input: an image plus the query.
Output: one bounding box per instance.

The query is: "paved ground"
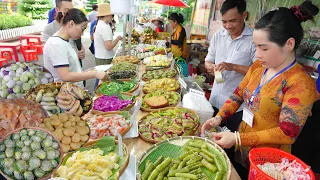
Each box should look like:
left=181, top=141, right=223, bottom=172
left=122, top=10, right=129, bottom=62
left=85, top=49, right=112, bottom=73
left=9, top=28, right=123, bottom=94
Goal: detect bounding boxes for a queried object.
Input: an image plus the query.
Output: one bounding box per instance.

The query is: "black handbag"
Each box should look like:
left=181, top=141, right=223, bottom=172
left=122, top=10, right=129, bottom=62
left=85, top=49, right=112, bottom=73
left=89, top=41, right=95, bottom=54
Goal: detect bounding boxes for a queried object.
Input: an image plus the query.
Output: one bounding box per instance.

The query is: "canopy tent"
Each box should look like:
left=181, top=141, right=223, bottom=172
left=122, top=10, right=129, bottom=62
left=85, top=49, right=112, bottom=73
left=151, top=0, right=189, bottom=8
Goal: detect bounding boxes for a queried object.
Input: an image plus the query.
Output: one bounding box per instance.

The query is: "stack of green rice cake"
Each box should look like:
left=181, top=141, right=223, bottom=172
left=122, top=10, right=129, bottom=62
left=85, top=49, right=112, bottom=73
left=139, top=139, right=228, bottom=180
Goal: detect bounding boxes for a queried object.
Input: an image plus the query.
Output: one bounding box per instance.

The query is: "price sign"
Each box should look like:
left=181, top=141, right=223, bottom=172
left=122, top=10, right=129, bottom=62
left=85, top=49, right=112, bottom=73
left=178, top=77, right=187, bottom=89
left=189, top=88, right=205, bottom=97
left=130, top=99, right=142, bottom=123
left=117, top=129, right=123, bottom=157
left=313, top=50, right=320, bottom=59
left=170, top=58, right=175, bottom=70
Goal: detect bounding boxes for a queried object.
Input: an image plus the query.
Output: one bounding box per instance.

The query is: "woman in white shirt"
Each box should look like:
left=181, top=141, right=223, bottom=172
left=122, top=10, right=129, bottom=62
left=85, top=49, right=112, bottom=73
left=94, top=3, right=122, bottom=65
left=43, top=8, right=108, bottom=88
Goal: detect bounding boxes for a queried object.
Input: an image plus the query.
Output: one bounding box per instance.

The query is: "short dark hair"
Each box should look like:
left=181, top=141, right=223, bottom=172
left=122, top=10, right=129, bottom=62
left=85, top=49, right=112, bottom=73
left=255, top=0, right=319, bottom=50
left=55, top=0, right=72, bottom=8
left=220, top=0, right=246, bottom=15
left=92, top=4, right=98, bottom=11
left=61, top=8, right=88, bottom=25
left=169, top=13, right=184, bottom=24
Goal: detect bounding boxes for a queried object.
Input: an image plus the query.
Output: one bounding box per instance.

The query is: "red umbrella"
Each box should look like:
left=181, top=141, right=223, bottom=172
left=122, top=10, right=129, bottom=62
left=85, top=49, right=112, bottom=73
left=152, top=0, right=189, bottom=8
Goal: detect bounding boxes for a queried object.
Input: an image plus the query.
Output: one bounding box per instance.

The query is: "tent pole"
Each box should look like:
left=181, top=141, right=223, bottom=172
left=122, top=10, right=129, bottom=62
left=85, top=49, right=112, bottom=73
left=122, top=15, right=127, bottom=55
left=128, top=15, right=132, bottom=55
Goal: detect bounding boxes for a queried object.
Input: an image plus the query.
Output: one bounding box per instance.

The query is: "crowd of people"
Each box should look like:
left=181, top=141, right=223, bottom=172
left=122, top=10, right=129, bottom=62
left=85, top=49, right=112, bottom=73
left=40, top=0, right=320, bottom=179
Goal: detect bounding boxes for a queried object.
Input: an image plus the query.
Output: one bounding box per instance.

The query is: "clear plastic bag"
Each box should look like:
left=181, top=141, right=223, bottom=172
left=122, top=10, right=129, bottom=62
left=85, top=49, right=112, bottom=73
left=182, top=92, right=214, bottom=124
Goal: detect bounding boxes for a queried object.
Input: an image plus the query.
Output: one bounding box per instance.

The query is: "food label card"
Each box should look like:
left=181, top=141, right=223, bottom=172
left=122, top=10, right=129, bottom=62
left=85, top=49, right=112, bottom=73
left=170, top=59, right=175, bottom=70
left=313, top=50, right=320, bottom=59
left=178, top=77, right=187, bottom=89
left=130, top=99, right=142, bottom=123
left=117, top=131, right=123, bottom=157
left=189, top=88, right=205, bottom=97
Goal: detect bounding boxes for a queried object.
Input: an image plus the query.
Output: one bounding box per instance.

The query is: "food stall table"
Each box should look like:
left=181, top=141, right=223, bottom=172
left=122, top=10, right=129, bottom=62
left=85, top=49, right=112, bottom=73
left=0, top=42, right=21, bottom=62
left=19, top=34, right=42, bottom=45
left=94, top=61, right=241, bottom=180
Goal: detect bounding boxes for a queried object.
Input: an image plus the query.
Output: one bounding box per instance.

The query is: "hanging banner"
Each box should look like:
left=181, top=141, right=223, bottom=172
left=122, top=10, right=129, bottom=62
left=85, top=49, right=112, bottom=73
left=190, top=0, right=213, bottom=35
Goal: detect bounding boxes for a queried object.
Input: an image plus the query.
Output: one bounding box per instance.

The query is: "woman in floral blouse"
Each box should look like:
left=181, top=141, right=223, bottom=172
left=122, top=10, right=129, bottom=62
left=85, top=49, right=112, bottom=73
left=201, top=1, right=319, bottom=179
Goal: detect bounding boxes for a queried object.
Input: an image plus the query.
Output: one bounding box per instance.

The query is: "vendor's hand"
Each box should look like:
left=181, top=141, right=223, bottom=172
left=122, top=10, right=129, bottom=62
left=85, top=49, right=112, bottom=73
left=205, top=63, right=216, bottom=76
left=84, top=68, right=94, bottom=72
left=201, top=116, right=222, bottom=136
left=215, top=62, right=235, bottom=72
left=116, top=36, right=123, bottom=41
left=78, top=48, right=85, bottom=59
left=212, top=132, right=236, bottom=149
left=95, top=72, right=110, bottom=81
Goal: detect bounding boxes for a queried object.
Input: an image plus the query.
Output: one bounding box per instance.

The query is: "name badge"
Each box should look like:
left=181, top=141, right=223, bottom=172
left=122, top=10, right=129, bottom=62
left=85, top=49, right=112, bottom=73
left=243, top=106, right=254, bottom=127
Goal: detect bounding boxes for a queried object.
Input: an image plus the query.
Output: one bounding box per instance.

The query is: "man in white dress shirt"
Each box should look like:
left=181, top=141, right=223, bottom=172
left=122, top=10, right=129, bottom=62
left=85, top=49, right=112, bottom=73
left=205, top=0, right=256, bottom=132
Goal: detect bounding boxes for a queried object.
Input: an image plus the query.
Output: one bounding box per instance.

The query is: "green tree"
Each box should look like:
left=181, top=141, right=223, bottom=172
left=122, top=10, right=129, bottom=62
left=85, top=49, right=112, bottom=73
left=161, top=0, right=195, bottom=25
left=18, top=0, right=53, bottom=19
left=85, top=0, right=98, bottom=12
left=0, top=14, right=32, bottom=30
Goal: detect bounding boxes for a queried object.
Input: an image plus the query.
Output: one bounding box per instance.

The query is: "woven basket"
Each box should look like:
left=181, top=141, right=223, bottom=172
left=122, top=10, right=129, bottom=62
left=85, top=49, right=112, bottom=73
left=140, top=91, right=181, bottom=112
left=137, top=136, right=232, bottom=180
left=86, top=111, right=132, bottom=139
left=54, top=139, right=129, bottom=179
left=95, top=80, right=139, bottom=97
left=24, top=82, right=93, bottom=117
left=142, top=78, right=180, bottom=94
left=91, top=92, right=136, bottom=114
left=141, top=69, right=177, bottom=81
left=0, top=127, right=64, bottom=180
left=138, top=107, right=200, bottom=144
left=108, top=70, right=138, bottom=81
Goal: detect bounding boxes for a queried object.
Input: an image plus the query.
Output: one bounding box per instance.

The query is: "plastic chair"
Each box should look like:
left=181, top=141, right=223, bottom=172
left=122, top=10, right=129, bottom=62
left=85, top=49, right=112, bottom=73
left=27, top=42, right=37, bottom=50
left=0, top=58, right=8, bottom=67
left=27, top=41, right=44, bottom=54
left=32, top=44, right=44, bottom=54
left=20, top=45, right=38, bottom=62
left=0, top=50, right=13, bottom=61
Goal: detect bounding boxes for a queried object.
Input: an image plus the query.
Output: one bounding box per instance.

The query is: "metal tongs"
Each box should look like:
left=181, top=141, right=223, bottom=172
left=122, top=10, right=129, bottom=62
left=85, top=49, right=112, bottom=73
left=145, top=66, right=166, bottom=70
left=113, top=41, right=122, bottom=59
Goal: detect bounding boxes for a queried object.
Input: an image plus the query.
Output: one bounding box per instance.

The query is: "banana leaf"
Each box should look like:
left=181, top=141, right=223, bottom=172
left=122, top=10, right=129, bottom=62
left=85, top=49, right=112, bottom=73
left=61, top=136, right=127, bottom=180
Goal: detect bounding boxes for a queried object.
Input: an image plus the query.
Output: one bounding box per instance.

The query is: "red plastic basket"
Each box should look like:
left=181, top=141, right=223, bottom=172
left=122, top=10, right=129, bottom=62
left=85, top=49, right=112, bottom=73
left=248, top=147, right=315, bottom=180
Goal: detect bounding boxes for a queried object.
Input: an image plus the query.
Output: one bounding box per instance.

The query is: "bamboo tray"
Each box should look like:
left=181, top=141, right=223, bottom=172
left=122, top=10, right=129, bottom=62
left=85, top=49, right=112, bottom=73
left=0, top=99, right=49, bottom=139
left=141, top=69, right=177, bottom=81
left=144, top=64, right=171, bottom=68
left=0, top=127, right=64, bottom=180
left=95, top=80, right=139, bottom=97
left=91, top=92, right=136, bottom=114
left=137, top=136, right=232, bottom=180
left=140, top=91, right=181, bottom=112
left=53, top=138, right=129, bottom=180
left=108, top=63, right=138, bottom=73
left=40, top=115, right=91, bottom=154
left=85, top=111, right=132, bottom=139
left=142, top=58, right=172, bottom=67
left=108, top=70, right=138, bottom=81
left=142, top=78, right=180, bottom=94
left=138, top=107, right=200, bottom=144
left=112, top=56, right=140, bottom=64
left=85, top=140, right=129, bottom=178
left=24, top=82, right=93, bottom=117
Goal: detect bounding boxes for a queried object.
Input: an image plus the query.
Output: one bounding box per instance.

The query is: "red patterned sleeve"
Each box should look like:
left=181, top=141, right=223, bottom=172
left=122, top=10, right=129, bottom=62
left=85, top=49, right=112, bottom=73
left=217, top=61, right=261, bottom=121
left=240, top=71, right=317, bottom=146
